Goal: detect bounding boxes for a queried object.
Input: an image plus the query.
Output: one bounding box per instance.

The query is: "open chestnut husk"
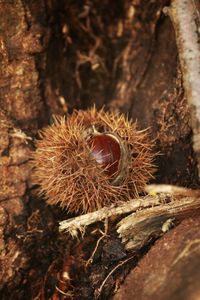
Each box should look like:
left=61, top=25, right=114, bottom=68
left=31, top=107, right=155, bottom=213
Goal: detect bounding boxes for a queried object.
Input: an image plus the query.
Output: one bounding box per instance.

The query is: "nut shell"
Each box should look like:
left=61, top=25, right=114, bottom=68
left=87, top=134, right=121, bottom=178
left=32, top=107, right=155, bottom=213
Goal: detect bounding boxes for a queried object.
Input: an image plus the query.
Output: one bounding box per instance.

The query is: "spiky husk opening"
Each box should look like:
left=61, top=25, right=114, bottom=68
left=31, top=107, right=155, bottom=213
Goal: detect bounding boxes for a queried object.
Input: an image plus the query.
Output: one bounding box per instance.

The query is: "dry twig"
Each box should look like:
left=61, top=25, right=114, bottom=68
left=86, top=219, right=108, bottom=267
left=164, top=0, right=200, bottom=177
left=59, top=184, right=200, bottom=252
left=145, top=184, right=200, bottom=197
left=59, top=194, right=165, bottom=236
left=95, top=255, right=135, bottom=299
left=117, top=194, right=200, bottom=250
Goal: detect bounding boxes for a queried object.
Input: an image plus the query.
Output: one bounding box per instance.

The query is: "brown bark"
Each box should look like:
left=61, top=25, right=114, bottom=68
left=0, top=0, right=199, bottom=299
left=113, top=217, right=200, bottom=300
left=0, top=0, right=46, bottom=129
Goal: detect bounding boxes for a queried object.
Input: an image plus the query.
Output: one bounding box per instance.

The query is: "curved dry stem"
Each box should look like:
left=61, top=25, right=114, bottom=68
left=164, top=0, right=200, bottom=178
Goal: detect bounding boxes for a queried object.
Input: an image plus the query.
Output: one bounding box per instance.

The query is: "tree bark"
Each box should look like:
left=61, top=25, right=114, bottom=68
left=0, top=0, right=199, bottom=299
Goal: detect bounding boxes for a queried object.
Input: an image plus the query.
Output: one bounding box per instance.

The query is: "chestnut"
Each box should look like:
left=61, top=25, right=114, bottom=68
left=88, top=134, right=121, bottom=178
left=31, top=107, right=155, bottom=213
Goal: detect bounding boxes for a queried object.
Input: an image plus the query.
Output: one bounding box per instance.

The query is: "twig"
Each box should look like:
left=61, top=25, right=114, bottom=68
left=60, top=184, right=200, bottom=252
left=145, top=184, right=200, bottom=197
left=117, top=194, right=200, bottom=250
left=55, top=286, right=73, bottom=298
left=59, top=195, right=166, bottom=236
left=86, top=219, right=108, bottom=267
left=59, top=184, right=200, bottom=237
left=95, top=255, right=135, bottom=299
left=163, top=0, right=200, bottom=178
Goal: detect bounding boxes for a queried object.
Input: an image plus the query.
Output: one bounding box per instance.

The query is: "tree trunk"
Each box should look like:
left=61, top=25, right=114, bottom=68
left=0, top=0, right=199, bottom=299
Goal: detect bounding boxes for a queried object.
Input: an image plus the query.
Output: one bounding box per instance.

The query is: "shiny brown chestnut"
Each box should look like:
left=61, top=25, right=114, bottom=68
left=88, top=134, right=121, bottom=178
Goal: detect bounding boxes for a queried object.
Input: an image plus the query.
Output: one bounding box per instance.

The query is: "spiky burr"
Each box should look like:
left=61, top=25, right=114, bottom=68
left=31, top=107, right=155, bottom=213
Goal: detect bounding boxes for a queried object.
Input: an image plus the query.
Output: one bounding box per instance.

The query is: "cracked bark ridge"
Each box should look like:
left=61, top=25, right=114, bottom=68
left=0, top=0, right=47, bottom=129
left=0, top=109, right=31, bottom=292
left=113, top=217, right=200, bottom=300
left=0, top=110, right=31, bottom=202
left=0, top=109, right=61, bottom=299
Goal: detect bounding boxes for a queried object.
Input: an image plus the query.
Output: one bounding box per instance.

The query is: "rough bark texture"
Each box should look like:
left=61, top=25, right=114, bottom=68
left=113, top=217, right=200, bottom=300
left=0, top=0, right=199, bottom=299
left=0, top=0, right=46, bottom=129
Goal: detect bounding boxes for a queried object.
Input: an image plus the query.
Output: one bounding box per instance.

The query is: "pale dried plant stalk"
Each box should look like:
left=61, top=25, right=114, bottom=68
left=59, top=194, right=165, bottom=236
left=145, top=184, right=200, bottom=197
left=164, top=0, right=200, bottom=177
left=59, top=184, right=200, bottom=252
left=117, top=194, right=200, bottom=250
